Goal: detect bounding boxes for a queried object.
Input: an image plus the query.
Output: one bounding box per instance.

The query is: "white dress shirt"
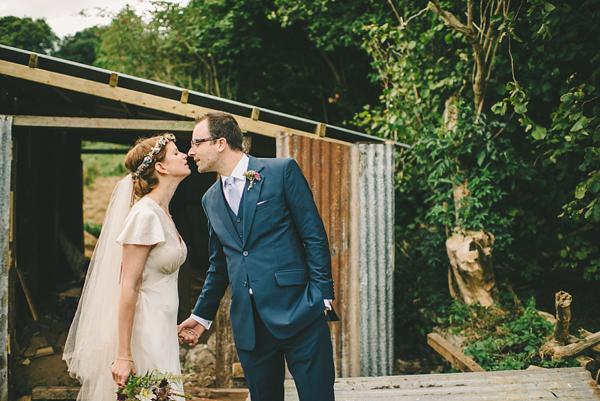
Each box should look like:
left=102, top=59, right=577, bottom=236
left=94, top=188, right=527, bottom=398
left=191, top=154, right=332, bottom=330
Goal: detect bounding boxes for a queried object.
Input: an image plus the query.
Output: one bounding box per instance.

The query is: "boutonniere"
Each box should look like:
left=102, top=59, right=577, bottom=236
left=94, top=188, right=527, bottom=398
left=243, top=170, right=261, bottom=190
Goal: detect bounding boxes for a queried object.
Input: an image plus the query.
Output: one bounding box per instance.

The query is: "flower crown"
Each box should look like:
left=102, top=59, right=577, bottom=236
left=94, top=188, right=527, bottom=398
left=133, top=134, right=176, bottom=179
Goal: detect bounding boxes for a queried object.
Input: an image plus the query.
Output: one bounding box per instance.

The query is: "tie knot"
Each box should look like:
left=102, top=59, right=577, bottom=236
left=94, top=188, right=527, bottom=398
left=226, top=176, right=236, bottom=186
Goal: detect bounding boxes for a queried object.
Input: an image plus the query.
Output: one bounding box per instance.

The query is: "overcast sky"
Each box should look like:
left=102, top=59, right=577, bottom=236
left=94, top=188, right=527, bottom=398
left=0, top=0, right=187, bottom=38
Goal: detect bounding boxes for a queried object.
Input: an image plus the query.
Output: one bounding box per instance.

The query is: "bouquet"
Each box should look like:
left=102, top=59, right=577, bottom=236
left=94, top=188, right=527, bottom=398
left=116, top=371, right=191, bottom=401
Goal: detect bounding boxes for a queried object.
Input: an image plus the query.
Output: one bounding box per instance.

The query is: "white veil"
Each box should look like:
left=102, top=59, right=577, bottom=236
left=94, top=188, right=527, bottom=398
left=63, top=174, right=133, bottom=400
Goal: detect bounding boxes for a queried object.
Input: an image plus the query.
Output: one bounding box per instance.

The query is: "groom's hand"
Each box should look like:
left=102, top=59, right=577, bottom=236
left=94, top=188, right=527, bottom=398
left=178, top=317, right=205, bottom=346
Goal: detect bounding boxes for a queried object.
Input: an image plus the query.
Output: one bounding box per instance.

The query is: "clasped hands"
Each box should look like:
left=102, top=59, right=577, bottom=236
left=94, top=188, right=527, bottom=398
left=177, top=317, right=205, bottom=346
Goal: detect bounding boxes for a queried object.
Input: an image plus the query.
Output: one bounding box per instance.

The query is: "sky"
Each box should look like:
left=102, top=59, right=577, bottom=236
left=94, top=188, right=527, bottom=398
left=0, top=0, right=187, bottom=38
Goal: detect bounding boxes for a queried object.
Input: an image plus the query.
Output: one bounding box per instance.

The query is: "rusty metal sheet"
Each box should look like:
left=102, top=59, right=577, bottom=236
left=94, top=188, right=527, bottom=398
left=276, top=134, right=395, bottom=379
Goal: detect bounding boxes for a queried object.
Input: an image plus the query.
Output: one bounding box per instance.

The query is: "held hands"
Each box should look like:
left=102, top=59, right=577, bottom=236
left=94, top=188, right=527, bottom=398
left=177, top=317, right=205, bottom=346
left=111, top=357, right=136, bottom=386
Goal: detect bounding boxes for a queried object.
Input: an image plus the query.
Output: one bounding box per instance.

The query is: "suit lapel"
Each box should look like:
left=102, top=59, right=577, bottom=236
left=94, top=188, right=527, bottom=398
left=242, top=156, right=264, bottom=247
left=210, top=181, right=243, bottom=248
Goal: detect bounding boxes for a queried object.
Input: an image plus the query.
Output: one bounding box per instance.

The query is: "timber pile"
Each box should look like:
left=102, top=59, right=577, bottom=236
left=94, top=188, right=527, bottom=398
left=539, top=291, right=600, bottom=381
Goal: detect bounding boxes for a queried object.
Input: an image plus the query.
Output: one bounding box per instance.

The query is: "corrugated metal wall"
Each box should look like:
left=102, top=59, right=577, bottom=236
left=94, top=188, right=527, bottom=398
left=0, top=116, right=13, bottom=401
left=277, top=133, right=394, bottom=378
left=355, top=143, right=395, bottom=377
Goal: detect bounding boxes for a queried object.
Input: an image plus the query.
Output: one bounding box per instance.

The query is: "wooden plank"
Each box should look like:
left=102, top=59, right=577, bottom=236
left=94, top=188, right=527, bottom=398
left=284, top=368, right=600, bottom=400
left=56, top=331, right=68, bottom=352
left=34, top=346, right=54, bottom=357
left=1, top=60, right=348, bottom=145
left=32, top=387, right=79, bottom=400
left=427, top=333, right=485, bottom=372
left=12, top=116, right=195, bottom=131
left=180, top=89, right=189, bottom=104
left=28, top=54, right=38, bottom=68
left=315, top=123, right=327, bottom=137
left=250, top=107, right=260, bottom=120
left=109, top=72, right=118, bottom=87
left=232, top=362, right=245, bottom=378
left=16, top=263, right=37, bottom=320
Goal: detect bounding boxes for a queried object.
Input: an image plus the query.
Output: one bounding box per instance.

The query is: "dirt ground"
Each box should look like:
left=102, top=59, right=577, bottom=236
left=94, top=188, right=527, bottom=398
left=16, top=176, right=245, bottom=401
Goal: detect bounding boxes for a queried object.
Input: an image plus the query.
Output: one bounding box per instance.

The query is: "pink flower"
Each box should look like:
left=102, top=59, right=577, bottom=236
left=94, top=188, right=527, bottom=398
left=243, top=170, right=261, bottom=190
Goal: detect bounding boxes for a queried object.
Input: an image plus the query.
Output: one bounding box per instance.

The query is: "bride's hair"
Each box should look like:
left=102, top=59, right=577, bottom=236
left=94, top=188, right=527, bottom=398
left=125, top=135, right=170, bottom=199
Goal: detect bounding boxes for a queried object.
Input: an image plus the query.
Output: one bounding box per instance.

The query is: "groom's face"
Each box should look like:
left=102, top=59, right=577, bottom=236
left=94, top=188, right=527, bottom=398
left=188, top=120, right=219, bottom=173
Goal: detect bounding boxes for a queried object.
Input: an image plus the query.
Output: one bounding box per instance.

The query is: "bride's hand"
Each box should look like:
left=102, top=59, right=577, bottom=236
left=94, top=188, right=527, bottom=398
left=177, top=318, right=205, bottom=346
left=111, top=357, right=136, bottom=386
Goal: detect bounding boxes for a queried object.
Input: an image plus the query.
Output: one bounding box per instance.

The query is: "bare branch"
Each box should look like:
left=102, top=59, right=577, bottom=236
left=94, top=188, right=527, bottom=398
left=387, top=0, right=403, bottom=25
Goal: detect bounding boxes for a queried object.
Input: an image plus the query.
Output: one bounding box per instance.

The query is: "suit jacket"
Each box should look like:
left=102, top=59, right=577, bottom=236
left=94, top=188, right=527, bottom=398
left=192, top=156, right=335, bottom=351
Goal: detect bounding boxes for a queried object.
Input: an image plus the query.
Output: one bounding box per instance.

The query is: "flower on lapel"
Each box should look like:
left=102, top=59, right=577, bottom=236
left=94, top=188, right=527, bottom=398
left=243, top=170, right=261, bottom=190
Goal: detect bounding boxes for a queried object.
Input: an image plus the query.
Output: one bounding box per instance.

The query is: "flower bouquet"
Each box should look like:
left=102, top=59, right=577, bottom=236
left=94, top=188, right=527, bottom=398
left=116, top=371, right=191, bottom=401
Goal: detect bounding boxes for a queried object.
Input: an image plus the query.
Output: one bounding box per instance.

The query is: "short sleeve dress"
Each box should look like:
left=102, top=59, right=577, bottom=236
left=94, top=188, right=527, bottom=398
left=116, top=197, right=187, bottom=393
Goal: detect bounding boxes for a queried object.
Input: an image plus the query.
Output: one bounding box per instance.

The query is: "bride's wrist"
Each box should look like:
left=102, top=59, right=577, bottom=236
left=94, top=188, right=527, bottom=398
left=117, top=356, right=134, bottom=363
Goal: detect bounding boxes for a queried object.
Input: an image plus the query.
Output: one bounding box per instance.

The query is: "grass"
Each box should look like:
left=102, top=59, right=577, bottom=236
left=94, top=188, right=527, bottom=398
left=82, top=141, right=129, bottom=188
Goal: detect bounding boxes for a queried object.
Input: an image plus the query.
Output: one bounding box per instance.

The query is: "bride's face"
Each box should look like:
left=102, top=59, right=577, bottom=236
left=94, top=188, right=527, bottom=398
left=159, top=142, right=191, bottom=178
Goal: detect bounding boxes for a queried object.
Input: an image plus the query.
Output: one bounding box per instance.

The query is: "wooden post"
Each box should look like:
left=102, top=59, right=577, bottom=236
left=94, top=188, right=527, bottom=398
left=214, top=288, right=244, bottom=388
left=1, top=115, right=13, bottom=401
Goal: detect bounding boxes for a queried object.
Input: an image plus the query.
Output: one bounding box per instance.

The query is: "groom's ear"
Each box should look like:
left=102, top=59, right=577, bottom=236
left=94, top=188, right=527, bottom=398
left=216, top=137, right=228, bottom=152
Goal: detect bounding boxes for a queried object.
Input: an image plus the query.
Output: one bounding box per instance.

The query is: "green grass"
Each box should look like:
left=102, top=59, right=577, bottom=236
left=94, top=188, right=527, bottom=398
left=82, top=141, right=129, bottom=188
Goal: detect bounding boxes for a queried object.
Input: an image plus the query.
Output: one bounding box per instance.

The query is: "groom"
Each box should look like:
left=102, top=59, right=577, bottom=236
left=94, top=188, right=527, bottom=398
left=178, top=111, right=336, bottom=401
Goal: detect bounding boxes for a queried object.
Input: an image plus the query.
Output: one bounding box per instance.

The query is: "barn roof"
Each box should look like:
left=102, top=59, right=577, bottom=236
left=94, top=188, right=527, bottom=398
left=0, top=44, right=408, bottom=148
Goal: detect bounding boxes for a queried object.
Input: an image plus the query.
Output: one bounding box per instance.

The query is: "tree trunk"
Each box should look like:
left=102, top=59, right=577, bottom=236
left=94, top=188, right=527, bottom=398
left=446, top=230, right=496, bottom=306
left=444, top=96, right=497, bottom=306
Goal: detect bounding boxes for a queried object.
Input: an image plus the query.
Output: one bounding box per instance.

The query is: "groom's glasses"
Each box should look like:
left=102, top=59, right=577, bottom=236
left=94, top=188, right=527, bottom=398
left=190, top=137, right=219, bottom=147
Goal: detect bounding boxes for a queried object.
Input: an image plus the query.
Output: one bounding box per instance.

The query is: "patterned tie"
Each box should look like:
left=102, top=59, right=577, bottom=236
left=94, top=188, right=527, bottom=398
left=226, top=176, right=241, bottom=215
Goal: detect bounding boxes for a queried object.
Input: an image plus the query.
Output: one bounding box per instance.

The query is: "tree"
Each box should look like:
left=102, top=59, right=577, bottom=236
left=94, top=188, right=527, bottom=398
left=0, top=16, right=58, bottom=53
left=54, top=26, right=104, bottom=65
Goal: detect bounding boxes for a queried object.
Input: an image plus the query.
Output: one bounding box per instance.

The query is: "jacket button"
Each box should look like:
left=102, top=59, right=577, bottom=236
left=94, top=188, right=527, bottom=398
left=237, top=218, right=242, bottom=223
left=243, top=251, right=249, bottom=256
left=243, top=282, right=248, bottom=287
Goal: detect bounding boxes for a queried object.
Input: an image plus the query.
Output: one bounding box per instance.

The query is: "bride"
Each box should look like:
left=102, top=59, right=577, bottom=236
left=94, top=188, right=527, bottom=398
left=63, top=133, right=190, bottom=400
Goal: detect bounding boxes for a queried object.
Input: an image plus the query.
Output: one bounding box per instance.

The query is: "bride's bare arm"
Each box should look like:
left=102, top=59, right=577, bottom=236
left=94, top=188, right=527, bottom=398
left=111, top=243, right=152, bottom=386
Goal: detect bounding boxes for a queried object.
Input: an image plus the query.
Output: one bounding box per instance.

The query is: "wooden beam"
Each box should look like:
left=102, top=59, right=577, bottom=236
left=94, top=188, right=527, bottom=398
left=12, top=116, right=195, bottom=131
left=28, top=54, right=38, bottom=68
left=251, top=107, right=260, bottom=120
left=32, top=387, right=79, bottom=400
left=1, top=60, right=347, bottom=144
left=109, top=73, right=118, bottom=87
left=180, top=90, right=189, bottom=104
left=315, top=123, right=326, bottom=137
left=427, top=333, right=485, bottom=372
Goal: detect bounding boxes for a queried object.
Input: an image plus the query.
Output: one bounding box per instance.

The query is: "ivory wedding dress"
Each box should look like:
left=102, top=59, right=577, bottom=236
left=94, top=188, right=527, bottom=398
left=64, top=176, right=187, bottom=401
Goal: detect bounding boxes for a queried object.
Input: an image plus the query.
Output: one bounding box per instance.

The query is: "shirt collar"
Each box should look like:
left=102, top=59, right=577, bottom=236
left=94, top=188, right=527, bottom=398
left=221, top=154, right=249, bottom=183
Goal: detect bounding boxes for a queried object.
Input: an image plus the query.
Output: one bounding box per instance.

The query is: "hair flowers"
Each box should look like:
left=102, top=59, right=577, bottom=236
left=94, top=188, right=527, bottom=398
left=133, top=134, right=176, bottom=179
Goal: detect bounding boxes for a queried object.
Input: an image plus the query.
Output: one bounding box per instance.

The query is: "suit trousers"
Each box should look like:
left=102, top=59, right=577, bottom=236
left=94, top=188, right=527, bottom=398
left=236, top=298, right=335, bottom=401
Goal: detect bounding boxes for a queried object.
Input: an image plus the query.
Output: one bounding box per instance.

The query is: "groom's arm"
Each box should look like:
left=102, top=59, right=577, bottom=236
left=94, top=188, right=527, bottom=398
left=191, top=202, right=229, bottom=322
left=283, top=159, right=334, bottom=300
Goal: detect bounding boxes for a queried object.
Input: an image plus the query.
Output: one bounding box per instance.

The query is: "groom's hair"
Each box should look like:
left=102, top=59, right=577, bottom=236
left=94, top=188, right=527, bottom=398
left=196, top=112, right=244, bottom=152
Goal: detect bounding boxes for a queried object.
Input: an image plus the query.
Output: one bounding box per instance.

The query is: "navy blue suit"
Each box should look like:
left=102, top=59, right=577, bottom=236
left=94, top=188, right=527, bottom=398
left=193, top=156, right=335, bottom=400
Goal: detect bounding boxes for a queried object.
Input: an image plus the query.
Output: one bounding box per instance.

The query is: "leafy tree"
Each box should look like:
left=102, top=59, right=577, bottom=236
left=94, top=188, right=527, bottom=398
left=54, top=26, right=104, bottom=65
left=0, top=16, right=58, bottom=53
left=95, top=0, right=380, bottom=125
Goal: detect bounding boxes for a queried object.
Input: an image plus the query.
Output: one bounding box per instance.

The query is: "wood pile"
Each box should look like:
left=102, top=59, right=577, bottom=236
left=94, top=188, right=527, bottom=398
left=539, top=291, right=600, bottom=381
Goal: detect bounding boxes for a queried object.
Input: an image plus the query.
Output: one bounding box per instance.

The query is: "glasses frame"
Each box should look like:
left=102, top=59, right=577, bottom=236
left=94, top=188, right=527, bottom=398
left=190, top=137, right=219, bottom=147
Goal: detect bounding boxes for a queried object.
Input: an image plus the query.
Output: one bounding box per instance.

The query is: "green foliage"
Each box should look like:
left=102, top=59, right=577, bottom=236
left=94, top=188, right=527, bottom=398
left=444, top=299, right=579, bottom=371
left=117, top=370, right=190, bottom=400
left=53, top=26, right=104, bottom=65
left=94, top=0, right=379, bottom=125
left=83, top=222, right=102, bottom=238
left=492, top=0, right=600, bottom=280
left=82, top=142, right=129, bottom=188
left=0, top=16, right=58, bottom=53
